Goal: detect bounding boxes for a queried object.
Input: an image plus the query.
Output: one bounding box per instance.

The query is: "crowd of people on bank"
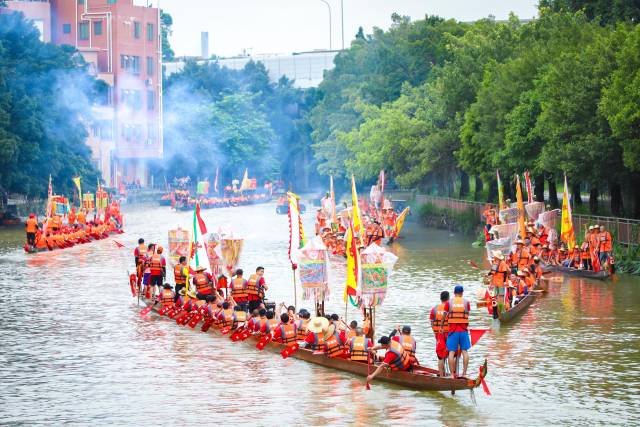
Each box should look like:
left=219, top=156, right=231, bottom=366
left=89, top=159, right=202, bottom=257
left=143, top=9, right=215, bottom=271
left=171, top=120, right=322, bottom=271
left=134, top=236, right=474, bottom=380
left=24, top=202, right=123, bottom=252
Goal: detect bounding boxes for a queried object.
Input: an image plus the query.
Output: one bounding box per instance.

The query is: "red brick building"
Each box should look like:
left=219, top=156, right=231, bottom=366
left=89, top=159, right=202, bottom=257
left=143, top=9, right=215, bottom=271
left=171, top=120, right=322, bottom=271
left=4, top=0, right=162, bottom=187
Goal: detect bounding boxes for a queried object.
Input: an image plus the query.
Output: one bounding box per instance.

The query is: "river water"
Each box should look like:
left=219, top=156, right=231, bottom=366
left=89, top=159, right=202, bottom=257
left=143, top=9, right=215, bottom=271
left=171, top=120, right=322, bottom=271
left=0, top=202, right=638, bottom=426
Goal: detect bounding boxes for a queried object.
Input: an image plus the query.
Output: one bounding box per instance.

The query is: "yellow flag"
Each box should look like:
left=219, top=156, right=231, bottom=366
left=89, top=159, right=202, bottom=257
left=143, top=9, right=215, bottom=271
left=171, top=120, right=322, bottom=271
left=516, top=174, right=526, bottom=240
left=393, top=207, right=411, bottom=239
left=344, top=223, right=360, bottom=305
left=561, top=175, right=576, bottom=250
left=72, top=176, right=81, bottom=194
left=351, top=175, right=363, bottom=235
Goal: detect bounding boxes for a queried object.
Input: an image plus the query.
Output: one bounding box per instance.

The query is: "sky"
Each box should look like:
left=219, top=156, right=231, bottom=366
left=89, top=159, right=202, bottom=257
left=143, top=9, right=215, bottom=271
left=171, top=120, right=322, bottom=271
left=144, top=0, right=539, bottom=58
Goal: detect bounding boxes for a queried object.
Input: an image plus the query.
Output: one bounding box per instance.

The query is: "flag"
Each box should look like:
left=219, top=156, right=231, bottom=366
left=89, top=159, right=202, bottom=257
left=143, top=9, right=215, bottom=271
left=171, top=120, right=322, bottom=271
left=72, top=176, right=82, bottom=208
left=379, top=169, right=385, bottom=206
left=287, top=192, right=306, bottom=268
left=192, top=201, right=208, bottom=266
left=330, top=175, right=336, bottom=223
left=496, top=170, right=505, bottom=212
left=469, top=329, right=489, bottom=347
left=239, top=168, right=250, bottom=191
left=46, top=174, right=53, bottom=218
left=344, top=222, right=361, bottom=306
left=524, top=170, right=533, bottom=204
left=561, top=174, right=576, bottom=250
left=393, top=207, right=410, bottom=239
left=515, top=174, right=526, bottom=240
left=351, top=175, right=363, bottom=235
left=214, top=166, right=219, bottom=193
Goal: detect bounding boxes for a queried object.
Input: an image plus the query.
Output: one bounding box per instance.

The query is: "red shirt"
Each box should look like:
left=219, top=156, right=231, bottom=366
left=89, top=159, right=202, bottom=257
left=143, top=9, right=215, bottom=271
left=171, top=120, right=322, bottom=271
left=383, top=350, right=399, bottom=365
left=442, top=299, right=470, bottom=332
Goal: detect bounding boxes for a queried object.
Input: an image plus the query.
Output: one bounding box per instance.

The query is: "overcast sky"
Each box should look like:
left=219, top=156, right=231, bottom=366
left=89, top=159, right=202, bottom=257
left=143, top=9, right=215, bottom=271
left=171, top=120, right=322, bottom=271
left=146, top=0, right=539, bottom=58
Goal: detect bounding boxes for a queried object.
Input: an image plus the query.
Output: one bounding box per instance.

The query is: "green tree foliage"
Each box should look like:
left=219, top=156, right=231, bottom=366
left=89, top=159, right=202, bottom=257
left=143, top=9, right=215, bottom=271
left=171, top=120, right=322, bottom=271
left=162, top=60, right=316, bottom=186
left=160, top=10, right=175, bottom=62
left=0, top=12, right=99, bottom=197
left=539, top=0, right=640, bottom=24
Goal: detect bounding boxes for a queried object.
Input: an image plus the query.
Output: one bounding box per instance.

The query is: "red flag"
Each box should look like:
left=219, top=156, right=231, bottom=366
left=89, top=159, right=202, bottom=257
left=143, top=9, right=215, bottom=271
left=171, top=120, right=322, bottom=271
left=470, top=329, right=489, bottom=347
left=195, top=202, right=207, bottom=234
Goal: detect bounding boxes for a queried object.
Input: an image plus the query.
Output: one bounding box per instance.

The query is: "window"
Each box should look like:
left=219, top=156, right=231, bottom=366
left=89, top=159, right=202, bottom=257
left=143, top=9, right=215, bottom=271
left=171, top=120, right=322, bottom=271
left=94, top=20, right=103, bottom=36
left=63, top=23, right=71, bottom=34
left=107, top=0, right=117, bottom=4
left=147, top=90, right=155, bottom=111
left=122, top=124, right=143, bottom=142
left=120, top=55, right=140, bottom=74
left=147, top=123, right=157, bottom=144
left=134, top=21, right=141, bottom=39
left=146, top=56, right=153, bottom=76
left=121, top=89, right=142, bottom=110
left=78, top=0, right=85, bottom=5
left=147, top=23, right=154, bottom=41
left=79, top=22, right=89, bottom=40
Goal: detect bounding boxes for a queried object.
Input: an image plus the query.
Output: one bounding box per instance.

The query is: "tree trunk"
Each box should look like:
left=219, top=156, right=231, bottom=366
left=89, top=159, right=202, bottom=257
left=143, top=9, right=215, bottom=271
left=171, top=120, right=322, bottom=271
left=589, top=186, right=599, bottom=215
left=548, top=178, right=559, bottom=209
left=572, top=182, right=582, bottom=206
left=610, top=181, right=623, bottom=217
left=487, top=178, right=498, bottom=203
left=459, top=170, right=469, bottom=199
left=474, top=175, right=483, bottom=201
left=534, top=174, right=545, bottom=202
left=632, top=174, right=640, bottom=219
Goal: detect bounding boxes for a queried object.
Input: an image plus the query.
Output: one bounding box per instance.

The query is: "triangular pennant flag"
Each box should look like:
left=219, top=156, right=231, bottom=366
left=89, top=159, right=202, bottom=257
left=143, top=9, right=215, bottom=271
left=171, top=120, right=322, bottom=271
left=470, top=329, right=489, bottom=347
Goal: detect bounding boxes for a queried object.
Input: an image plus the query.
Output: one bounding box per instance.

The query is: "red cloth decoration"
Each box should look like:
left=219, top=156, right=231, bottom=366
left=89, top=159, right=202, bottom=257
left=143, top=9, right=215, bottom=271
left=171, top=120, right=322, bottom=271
left=479, top=365, right=491, bottom=396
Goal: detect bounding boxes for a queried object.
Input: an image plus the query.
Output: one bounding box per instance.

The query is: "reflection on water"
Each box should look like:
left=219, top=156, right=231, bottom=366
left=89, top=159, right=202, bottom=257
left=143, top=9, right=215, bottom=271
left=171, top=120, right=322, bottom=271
left=0, top=202, right=639, bottom=425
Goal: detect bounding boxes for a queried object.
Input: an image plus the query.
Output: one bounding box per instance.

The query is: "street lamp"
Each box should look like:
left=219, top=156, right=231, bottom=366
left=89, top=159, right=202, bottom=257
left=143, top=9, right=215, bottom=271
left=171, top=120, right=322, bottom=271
left=340, top=0, right=344, bottom=50
left=319, top=0, right=332, bottom=51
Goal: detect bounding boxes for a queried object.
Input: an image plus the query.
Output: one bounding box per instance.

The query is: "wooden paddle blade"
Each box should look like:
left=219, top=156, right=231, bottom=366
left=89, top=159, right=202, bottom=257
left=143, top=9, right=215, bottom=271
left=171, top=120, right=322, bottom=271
left=139, top=306, right=154, bottom=317
left=220, top=327, right=231, bottom=335
left=366, top=382, right=371, bottom=390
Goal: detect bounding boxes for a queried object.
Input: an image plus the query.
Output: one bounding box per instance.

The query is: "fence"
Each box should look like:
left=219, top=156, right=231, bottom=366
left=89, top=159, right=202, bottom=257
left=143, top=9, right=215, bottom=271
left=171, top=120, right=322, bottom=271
left=411, top=194, right=640, bottom=245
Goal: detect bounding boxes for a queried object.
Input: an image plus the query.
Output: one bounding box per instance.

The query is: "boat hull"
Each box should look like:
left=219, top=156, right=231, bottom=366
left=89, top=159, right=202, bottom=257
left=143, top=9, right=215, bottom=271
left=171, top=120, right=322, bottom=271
left=498, top=291, right=536, bottom=323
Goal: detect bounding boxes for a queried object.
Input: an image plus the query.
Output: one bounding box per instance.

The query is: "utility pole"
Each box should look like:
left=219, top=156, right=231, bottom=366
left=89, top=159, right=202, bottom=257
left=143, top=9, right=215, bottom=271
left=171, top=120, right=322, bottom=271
left=319, top=0, right=332, bottom=50
left=341, top=0, right=344, bottom=49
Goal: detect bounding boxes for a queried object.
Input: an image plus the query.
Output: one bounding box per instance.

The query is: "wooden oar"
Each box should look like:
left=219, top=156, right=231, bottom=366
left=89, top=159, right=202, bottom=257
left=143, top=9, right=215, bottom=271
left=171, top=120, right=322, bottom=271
left=201, top=318, right=214, bottom=332
left=366, top=353, right=372, bottom=390
left=469, top=260, right=480, bottom=269
left=139, top=303, right=155, bottom=317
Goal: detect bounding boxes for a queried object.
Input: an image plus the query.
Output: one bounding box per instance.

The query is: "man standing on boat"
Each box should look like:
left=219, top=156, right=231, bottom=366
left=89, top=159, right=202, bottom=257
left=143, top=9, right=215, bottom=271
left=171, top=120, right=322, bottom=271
left=597, top=225, right=613, bottom=266
left=134, top=238, right=147, bottom=286
left=231, top=269, right=249, bottom=311
left=445, top=285, right=471, bottom=378
left=430, top=291, right=450, bottom=376
left=246, top=267, right=268, bottom=312
left=25, top=213, right=39, bottom=246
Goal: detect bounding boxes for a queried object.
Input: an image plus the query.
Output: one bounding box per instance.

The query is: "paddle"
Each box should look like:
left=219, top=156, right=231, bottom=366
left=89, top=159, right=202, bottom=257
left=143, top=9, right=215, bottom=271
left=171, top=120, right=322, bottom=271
left=139, top=304, right=155, bottom=317
left=469, top=260, right=480, bottom=269
left=128, top=273, right=137, bottom=297
left=255, top=334, right=272, bottom=350
left=281, top=343, right=299, bottom=359
left=201, top=318, right=214, bottom=332
left=188, top=312, right=203, bottom=328
left=158, top=305, right=172, bottom=316
left=366, top=352, right=372, bottom=390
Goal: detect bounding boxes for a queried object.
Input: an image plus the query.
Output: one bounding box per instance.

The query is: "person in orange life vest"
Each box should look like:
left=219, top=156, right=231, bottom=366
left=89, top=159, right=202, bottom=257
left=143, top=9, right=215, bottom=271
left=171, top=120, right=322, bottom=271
left=323, top=318, right=345, bottom=358
left=339, top=320, right=358, bottom=344
left=35, top=230, right=48, bottom=250
left=262, top=310, right=279, bottom=335
left=390, top=325, right=418, bottom=366
left=304, top=317, right=330, bottom=351
left=232, top=305, right=248, bottom=329
left=367, top=335, right=412, bottom=382
left=568, top=248, right=582, bottom=269
left=252, top=308, right=268, bottom=333
left=160, top=284, right=175, bottom=308
left=315, top=208, right=327, bottom=235
left=597, top=225, right=613, bottom=265
left=530, top=257, right=543, bottom=280
left=515, top=270, right=530, bottom=298
left=247, top=266, right=268, bottom=312
left=366, top=220, right=385, bottom=246
left=511, top=239, right=530, bottom=273
left=296, top=310, right=311, bottom=340
left=231, top=269, right=249, bottom=311
left=247, top=309, right=260, bottom=331
left=77, top=209, right=86, bottom=226
left=25, top=213, right=39, bottom=246
left=348, top=327, right=372, bottom=362
left=580, top=238, right=592, bottom=271
left=133, top=238, right=147, bottom=282
left=216, top=301, right=235, bottom=328
left=273, top=313, right=298, bottom=344
left=193, top=265, right=212, bottom=299
left=173, top=256, right=190, bottom=301
left=149, top=246, right=166, bottom=297
left=68, top=207, right=76, bottom=225
left=430, top=291, right=450, bottom=376
left=489, top=251, right=509, bottom=300
left=445, top=285, right=471, bottom=378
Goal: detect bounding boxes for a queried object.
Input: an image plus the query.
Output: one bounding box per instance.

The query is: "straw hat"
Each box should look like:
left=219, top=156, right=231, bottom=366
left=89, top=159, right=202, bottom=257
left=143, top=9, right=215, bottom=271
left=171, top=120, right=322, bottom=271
left=187, top=289, right=197, bottom=299
left=517, top=270, right=526, bottom=277
left=307, top=317, right=329, bottom=333
left=588, top=226, right=594, bottom=230
left=195, top=265, right=206, bottom=272
left=493, top=250, right=504, bottom=260
left=516, top=239, right=524, bottom=244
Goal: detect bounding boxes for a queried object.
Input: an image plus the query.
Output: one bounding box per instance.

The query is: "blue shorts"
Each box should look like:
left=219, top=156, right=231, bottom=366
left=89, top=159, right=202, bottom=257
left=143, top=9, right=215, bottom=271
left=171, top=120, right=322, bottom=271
left=446, top=331, right=471, bottom=352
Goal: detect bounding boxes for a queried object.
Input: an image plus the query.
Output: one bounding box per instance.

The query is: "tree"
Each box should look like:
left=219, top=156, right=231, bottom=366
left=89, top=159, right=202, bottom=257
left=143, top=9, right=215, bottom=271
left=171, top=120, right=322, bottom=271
left=539, top=0, right=640, bottom=24
left=0, top=12, right=98, bottom=196
left=160, top=10, right=175, bottom=61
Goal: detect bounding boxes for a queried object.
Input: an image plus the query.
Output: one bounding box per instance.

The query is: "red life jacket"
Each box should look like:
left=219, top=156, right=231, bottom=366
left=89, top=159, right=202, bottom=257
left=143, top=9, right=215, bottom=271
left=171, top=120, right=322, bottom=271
left=194, top=273, right=211, bottom=294
left=448, top=296, right=469, bottom=324
left=431, top=302, right=449, bottom=334
left=279, top=324, right=297, bottom=344
left=161, top=289, right=174, bottom=307
left=149, top=254, right=163, bottom=275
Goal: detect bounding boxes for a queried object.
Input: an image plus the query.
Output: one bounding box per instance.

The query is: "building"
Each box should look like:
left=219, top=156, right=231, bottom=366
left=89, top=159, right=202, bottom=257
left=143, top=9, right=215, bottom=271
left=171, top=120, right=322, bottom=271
left=164, top=50, right=340, bottom=89
left=3, top=0, right=162, bottom=188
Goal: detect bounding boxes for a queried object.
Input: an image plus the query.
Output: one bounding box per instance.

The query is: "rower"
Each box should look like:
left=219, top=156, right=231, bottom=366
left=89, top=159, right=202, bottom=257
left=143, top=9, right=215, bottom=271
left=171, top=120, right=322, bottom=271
left=142, top=243, right=155, bottom=293
left=324, top=324, right=345, bottom=358
left=347, top=327, right=372, bottom=363
left=160, top=284, right=175, bottom=308
left=134, top=238, right=147, bottom=285
left=246, top=266, right=268, bottom=312
left=430, top=291, right=450, bottom=376
left=598, top=225, right=613, bottom=265
left=511, top=239, right=530, bottom=273
left=295, top=310, right=311, bottom=341
left=265, top=310, right=279, bottom=335
left=392, top=325, right=417, bottom=366
left=273, top=313, right=298, bottom=344
left=193, top=265, right=213, bottom=299
left=253, top=308, right=268, bottom=333
left=304, top=317, right=329, bottom=351
left=232, top=306, right=247, bottom=330
left=445, top=285, right=471, bottom=378
left=340, top=320, right=357, bottom=343
left=217, top=301, right=235, bottom=328
left=367, top=335, right=411, bottom=383
left=231, top=269, right=248, bottom=311
left=174, top=256, right=189, bottom=301
left=489, top=251, right=509, bottom=302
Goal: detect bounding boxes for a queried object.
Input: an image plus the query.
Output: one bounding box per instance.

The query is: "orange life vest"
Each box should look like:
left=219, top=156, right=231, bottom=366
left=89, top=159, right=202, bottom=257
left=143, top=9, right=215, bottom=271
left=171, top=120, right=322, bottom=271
left=325, top=333, right=344, bottom=358
left=490, top=261, right=509, bottom=287
left=448, top=296, right=469, bottom=324
left=279, top=324, right=297, bottom=344
left=26, top=218, right=38, bottom=233
left=345, top=329, right=356, bottom=342
left=399, top=335, right=416, bottom=364
left=296, top=319, right=309, bottom=340
left=231, top=277, right=248, bottom=300
left=149, top=254, right=163, bottom=275
left=194, top=273, right=210, bottom=294
left=77, top=211, right=86, bottom=225
left=234, top=310, right=247, bottom=326
left=174, top=264, right=186, bottom=285
left=308, top=332, right=326, bottom=350
left=161, top=289, right=174, bottom=307
left=431, top=302, right=449, bottom=333
left=599, top=231, right=612, bottom=252
left=220, top=308, right=234, bottom=327
left=387, top=340, right=411, bottom=371
left=246, top=273, right=261, bottom=298
left=349, top=336, right=370, bottom=362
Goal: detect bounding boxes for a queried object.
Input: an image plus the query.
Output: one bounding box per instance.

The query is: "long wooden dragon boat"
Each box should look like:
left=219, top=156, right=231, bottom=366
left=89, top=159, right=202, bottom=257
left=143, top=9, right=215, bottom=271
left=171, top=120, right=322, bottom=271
left=540, top=263, right=610, bottom=280
left=140, top=297, right=488, bottom=393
